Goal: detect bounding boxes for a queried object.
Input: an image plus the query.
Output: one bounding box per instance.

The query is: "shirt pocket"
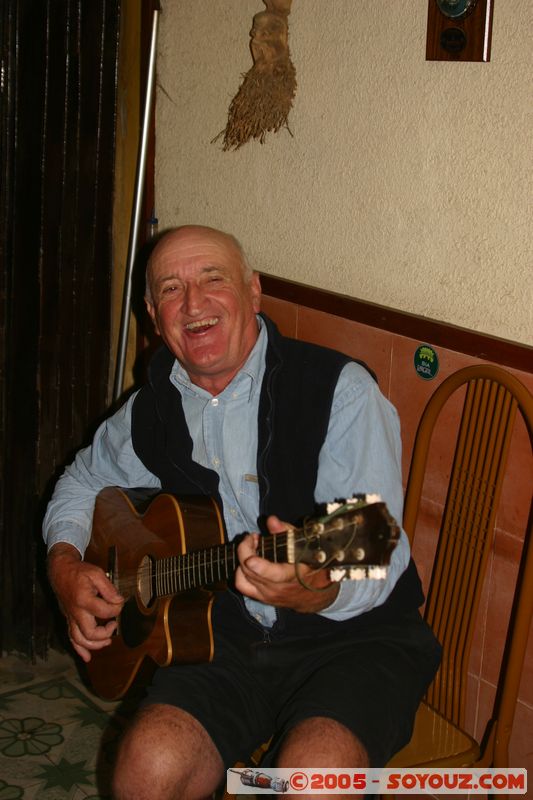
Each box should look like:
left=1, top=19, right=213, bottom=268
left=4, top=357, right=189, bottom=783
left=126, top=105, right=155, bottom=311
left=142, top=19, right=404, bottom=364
left=239, top=472, right=260, bottom=502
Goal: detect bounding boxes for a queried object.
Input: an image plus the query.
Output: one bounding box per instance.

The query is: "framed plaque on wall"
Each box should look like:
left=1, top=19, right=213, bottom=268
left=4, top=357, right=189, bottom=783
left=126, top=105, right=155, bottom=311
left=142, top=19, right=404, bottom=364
left=426, top=0, right=495, bottom=62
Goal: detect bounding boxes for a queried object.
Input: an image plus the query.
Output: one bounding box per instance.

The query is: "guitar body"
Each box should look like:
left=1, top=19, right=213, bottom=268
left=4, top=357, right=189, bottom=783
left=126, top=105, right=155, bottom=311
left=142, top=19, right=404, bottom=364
left=84, top=487, right=225, bottom=700
left=82, top=487, right=399, bottom=700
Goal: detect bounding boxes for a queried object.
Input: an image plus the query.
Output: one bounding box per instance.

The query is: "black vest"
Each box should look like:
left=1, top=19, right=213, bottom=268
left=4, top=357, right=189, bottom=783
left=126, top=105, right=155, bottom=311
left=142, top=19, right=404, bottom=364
left=132, top=314, right=423, bottom=637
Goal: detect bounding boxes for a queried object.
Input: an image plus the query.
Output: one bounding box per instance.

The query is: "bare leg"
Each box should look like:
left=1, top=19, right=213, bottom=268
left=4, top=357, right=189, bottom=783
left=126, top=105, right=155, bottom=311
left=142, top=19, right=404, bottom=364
left=113, top=704, right=224, bottom=800
left=276, top=716, right=369, bottom=800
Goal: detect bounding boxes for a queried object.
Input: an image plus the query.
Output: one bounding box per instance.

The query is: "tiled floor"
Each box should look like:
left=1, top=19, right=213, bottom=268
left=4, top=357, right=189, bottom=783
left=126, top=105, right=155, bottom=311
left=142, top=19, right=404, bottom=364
left=0, top=649, right=139, bottom=799
left=0, top=652, right=246, bottom=799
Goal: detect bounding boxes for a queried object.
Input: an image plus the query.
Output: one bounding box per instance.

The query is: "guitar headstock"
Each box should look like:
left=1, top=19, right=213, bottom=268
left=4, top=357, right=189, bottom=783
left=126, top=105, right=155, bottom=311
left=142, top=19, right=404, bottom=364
left=293, top=495, right=400, bottom=582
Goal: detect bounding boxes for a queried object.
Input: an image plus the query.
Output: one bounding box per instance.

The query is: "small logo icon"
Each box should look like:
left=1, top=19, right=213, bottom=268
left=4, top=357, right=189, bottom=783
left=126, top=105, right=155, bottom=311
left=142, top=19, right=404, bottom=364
left=414, top=344, right=439, bottom=380
left=229, top=768, right=289, bottom=793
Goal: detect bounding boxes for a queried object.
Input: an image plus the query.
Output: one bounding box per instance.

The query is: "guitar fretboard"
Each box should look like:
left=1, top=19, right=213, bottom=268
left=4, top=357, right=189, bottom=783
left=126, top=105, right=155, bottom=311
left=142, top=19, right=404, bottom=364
left=154, top=533, right=293, bottom=596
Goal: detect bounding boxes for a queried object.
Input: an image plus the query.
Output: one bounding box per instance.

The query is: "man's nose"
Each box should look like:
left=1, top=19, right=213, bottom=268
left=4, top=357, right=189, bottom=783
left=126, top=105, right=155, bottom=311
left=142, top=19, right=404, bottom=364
left=182, top=282, right=204, bottom=315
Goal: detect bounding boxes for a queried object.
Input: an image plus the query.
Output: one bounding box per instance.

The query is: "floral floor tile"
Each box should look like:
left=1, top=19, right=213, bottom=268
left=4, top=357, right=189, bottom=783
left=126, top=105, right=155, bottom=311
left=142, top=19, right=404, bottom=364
left=0, top=654, right=138, bottom=799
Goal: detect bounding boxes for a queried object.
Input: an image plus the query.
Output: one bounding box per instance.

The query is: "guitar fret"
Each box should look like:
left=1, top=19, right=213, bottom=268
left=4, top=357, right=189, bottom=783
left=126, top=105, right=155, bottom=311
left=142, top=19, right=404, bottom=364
left=181, top=555, right=186, bottom=591
left=174, top=556, right=178, bottom=592
left=174, top=557, right=179, bottom=592
left=178, top=555, right=184, bottom=592
left=155, top=535, right=294, bottom=595
left=168, top=557, right=173, bottom=594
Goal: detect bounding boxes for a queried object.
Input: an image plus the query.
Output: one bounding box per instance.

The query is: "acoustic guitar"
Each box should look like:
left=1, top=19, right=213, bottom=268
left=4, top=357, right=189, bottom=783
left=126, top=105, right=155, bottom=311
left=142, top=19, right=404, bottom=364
left=84, top=487, right=400, bottom=700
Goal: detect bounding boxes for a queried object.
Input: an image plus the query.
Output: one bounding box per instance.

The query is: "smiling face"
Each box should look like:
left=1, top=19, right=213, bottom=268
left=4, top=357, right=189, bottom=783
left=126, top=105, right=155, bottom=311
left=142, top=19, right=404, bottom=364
left=145, top=226, right=261, bottom=395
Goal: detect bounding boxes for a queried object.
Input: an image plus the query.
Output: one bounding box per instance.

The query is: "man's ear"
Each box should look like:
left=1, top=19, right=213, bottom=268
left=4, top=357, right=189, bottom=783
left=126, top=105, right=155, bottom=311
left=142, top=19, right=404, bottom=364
left=145, top=298, right=160, bottom=335
left=250, top=272, right=262, bottom=313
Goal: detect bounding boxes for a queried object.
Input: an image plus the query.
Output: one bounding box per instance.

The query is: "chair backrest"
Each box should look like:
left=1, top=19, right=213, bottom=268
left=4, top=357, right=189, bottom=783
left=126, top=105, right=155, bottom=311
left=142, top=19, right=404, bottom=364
left=403, top=364, right=533, bottom=764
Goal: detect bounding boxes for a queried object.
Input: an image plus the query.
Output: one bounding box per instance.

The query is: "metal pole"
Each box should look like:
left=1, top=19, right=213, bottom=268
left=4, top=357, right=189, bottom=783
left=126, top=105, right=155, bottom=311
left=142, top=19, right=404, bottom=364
left=113, top=7, right=159, bottom=401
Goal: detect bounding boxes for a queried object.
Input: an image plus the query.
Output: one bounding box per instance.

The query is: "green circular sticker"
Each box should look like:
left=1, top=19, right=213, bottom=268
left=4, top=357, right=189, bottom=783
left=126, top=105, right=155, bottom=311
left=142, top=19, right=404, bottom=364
left=414, top=345, right=439, bottom=380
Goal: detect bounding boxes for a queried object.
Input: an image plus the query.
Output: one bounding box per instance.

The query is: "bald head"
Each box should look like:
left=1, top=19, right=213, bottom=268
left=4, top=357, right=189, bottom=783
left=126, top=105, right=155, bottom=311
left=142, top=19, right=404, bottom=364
left=145, top=226, right=253, bottom=303
left=142, top=224, right=262, bottom=394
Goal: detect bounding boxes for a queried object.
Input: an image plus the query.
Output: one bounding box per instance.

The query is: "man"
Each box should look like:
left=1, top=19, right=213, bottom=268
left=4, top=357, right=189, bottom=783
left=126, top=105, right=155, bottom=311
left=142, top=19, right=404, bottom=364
left=44, top=225, right=440, bottom=800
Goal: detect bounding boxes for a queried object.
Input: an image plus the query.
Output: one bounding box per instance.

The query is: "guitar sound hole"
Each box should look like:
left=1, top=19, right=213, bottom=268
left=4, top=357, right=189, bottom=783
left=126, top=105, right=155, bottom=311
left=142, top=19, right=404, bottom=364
left=137, top=555, right=155, bottom=608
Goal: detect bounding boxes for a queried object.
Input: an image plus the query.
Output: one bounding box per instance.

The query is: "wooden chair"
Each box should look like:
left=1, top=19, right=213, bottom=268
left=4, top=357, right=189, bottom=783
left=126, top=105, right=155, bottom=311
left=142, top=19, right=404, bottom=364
left=387, top=364, right=533, bottom=774
left=223, top=364, right=533, bottom=798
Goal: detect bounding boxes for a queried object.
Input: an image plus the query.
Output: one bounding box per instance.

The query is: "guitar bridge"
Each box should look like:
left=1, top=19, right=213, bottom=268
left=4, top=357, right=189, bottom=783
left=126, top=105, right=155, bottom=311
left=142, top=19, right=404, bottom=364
left=105, top=545, right=119, bottom=636
left=105, top=546, right=117, bottom=584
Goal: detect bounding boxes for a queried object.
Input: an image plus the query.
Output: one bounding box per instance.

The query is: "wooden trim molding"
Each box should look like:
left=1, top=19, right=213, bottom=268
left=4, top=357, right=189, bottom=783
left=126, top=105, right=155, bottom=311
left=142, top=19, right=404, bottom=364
left=259, top=274, right=533, bottom=375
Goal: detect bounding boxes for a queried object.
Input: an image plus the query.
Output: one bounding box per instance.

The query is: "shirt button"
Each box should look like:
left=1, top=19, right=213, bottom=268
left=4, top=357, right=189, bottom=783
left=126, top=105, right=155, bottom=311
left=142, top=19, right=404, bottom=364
left=212, top=456, right=220, bottom=467
left=230, top=507, right=237, bottom=516
left=211, top=398, right=219, bottom=406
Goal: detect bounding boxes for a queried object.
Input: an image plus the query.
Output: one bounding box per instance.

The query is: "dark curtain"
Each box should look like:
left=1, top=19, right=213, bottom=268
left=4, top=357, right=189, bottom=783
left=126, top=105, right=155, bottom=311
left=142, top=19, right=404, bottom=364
left=0, top=0, right=121, bottom=657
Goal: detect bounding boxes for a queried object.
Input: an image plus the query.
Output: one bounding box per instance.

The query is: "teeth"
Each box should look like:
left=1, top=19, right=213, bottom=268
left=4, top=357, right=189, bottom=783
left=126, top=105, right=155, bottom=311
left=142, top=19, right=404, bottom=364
left=186, top=317, right=218, bottom=330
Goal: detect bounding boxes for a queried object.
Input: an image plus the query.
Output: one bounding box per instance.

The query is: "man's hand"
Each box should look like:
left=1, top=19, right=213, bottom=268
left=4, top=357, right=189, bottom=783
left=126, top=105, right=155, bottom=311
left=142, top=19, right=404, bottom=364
left=235, top=516, right=340, bottom=613
left=47, top=542, right=124, bottom=663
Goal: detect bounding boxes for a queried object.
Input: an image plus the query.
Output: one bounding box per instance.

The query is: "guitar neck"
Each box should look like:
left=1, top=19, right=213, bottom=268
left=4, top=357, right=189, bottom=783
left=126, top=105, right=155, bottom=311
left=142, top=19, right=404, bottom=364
left=154, top=533, right=292, bottom=597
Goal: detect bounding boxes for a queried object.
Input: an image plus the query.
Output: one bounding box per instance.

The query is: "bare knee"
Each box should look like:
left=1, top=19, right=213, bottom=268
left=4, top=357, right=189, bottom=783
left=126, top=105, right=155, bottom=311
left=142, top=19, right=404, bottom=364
left=275, top=717, right=369, bottom=800
left=277, top=715, right=369, bottom=768
left=113, top=704, right=224, bottom=800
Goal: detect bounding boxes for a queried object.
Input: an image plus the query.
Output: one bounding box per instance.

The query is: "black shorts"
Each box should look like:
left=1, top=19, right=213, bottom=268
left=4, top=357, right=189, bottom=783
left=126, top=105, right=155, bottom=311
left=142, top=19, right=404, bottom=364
left=142, top=594, right=441, bottom=768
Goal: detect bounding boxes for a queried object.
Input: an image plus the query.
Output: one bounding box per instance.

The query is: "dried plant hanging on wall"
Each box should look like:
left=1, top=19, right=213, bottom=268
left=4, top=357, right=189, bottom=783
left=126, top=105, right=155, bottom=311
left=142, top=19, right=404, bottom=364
left=214, top=0, right=297, bottom=150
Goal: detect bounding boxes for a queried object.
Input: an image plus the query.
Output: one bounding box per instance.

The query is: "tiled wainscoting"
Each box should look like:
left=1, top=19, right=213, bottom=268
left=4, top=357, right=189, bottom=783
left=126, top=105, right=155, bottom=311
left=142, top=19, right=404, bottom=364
left=261, top=291, right=533, bottom=779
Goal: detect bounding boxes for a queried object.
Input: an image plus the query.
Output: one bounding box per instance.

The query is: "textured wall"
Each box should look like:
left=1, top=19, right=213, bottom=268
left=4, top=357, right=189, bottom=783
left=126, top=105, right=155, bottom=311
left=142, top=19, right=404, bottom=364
left=155, top=1, right=532, bottom=345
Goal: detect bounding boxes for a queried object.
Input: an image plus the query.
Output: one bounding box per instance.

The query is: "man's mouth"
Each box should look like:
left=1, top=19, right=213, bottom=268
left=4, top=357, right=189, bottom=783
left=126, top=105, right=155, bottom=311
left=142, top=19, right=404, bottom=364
left=185, top=317, right=219, bottom=333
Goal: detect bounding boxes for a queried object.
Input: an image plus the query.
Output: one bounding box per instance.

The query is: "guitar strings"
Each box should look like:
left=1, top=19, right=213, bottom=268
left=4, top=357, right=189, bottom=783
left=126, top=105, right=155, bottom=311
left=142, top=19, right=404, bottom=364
left=112, top=534, right=292, bottom=600
left=112, top=517, right=381, bottom=600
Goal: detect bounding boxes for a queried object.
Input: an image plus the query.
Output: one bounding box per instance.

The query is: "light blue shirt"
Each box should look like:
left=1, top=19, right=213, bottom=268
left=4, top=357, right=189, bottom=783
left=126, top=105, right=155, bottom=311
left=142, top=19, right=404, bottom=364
left=43, top=318, right=410, bottom=626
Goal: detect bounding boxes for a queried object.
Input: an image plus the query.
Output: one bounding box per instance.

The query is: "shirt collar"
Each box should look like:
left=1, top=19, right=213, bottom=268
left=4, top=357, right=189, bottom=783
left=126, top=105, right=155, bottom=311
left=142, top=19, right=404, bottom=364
left=170, top=315, right=267, bottom=401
